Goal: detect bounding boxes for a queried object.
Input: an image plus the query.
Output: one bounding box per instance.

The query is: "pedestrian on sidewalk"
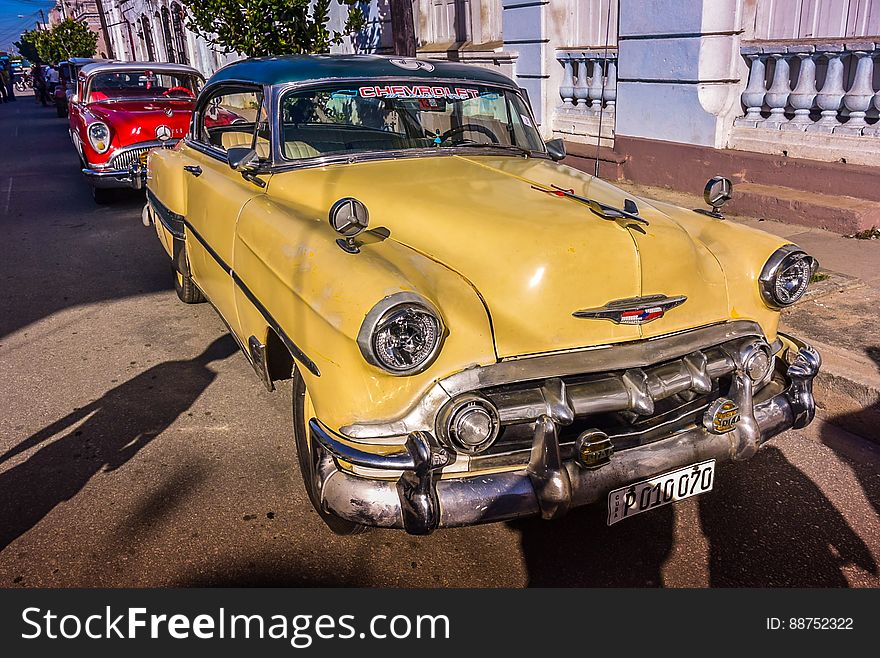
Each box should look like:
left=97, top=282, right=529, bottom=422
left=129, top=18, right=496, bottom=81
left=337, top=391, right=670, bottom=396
left=32, top=64, right=48, bottom=106
left=5, top=62, right=16, bottom=101
left=0, top=63, right=9, bottom=103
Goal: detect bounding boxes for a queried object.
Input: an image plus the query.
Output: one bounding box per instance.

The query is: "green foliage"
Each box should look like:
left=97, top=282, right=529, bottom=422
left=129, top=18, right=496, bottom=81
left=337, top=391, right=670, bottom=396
left=182, top=0, right=366, bottom=57
left=14, top=30, right=42, bottom=63
left=34, top=19, right=99, bottom=63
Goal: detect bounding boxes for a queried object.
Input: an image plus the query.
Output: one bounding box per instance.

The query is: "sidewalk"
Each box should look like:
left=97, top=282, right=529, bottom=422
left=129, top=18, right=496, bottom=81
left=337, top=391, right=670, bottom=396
left=616, top=181, right=880, bottom=443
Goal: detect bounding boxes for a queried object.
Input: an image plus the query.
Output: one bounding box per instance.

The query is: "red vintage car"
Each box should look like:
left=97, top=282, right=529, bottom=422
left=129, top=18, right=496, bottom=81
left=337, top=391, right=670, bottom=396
left=69, top=61, right=204, bottom=203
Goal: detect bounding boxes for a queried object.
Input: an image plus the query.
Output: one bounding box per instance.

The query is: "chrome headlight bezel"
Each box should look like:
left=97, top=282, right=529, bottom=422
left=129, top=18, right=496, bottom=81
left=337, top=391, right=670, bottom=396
left=357, top=292, right=445, bottom=376
left=759, top=245, right=817, bottom=308
left=87, top=121, right=111, bottom=154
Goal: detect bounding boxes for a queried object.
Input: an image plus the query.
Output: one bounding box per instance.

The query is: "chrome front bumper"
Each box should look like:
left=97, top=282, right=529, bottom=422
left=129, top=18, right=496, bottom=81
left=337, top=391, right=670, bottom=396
left=308, top=337, right=821, bottom=534
left=82, top=162, right=146, bottom=190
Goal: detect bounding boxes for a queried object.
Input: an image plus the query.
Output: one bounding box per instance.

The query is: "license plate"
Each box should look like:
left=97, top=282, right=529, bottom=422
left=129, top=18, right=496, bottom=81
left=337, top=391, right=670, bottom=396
left=606, top=460, right=715, bottom=525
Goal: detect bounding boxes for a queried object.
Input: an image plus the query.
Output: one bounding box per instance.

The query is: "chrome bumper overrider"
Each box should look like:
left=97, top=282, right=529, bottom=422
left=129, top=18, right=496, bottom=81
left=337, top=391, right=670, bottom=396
left=309, top=337, right=821, bottom=534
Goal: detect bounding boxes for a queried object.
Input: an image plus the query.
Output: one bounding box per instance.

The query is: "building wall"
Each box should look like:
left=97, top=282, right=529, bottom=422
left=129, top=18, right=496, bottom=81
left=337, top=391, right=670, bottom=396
left=103, top=0, right=238, bottom=76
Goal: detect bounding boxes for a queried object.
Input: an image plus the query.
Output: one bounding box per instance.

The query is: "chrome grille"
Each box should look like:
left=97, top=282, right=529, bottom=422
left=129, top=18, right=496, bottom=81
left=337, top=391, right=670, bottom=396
left=109, top=146, right=152, bottom=170
left=467, top=335, right=773, bottom=462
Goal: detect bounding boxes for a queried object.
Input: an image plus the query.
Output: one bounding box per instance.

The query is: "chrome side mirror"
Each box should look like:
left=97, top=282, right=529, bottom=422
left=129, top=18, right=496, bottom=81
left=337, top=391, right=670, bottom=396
left=227, top=146, right=258, bottom=172
left=545, top=138, right=566, bottom=162
left=697, top=176, right=733, bottom=219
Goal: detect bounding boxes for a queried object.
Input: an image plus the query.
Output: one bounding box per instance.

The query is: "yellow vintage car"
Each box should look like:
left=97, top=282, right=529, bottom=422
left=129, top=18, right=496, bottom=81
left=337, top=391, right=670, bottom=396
left=144, top=55, right=821, bottom=535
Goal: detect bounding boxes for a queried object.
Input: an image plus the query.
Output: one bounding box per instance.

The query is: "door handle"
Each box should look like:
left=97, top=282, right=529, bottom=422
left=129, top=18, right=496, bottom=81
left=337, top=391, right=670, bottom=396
left=184, top=165, right=202, bottom=177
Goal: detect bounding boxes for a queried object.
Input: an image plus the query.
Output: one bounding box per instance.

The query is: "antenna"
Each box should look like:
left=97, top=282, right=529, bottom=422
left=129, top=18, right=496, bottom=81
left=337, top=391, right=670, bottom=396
left=594, top=1, right=614, bottom=178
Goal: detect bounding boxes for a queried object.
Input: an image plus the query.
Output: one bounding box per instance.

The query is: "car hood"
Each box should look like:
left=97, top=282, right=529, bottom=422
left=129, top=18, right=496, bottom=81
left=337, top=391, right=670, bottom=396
left=87, top=99, right=194, bottom=144
left=270, top=155, right=737, bottom=358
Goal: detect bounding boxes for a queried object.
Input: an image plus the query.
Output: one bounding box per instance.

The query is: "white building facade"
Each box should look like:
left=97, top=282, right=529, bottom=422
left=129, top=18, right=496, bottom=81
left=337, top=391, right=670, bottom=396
left=102, top=0, right=238, bottom=75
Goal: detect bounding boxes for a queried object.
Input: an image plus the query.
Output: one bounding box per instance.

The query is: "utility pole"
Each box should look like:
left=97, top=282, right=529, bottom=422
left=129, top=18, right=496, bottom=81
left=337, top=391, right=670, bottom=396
left=389, top=0, right=416, bottom=57
left=94, top=0, right=115, bottom=58
left=38, top=9, right=46, bottom=29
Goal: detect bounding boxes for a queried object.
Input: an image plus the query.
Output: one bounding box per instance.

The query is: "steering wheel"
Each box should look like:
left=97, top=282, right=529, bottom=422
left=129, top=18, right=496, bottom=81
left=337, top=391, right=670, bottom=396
left=162, top=86, right=195, bottom=98
left=438, top=123, right=499, bottom=145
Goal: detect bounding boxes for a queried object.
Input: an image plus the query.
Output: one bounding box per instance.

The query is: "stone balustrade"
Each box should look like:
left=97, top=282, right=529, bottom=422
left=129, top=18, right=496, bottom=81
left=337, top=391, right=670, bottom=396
left=553, top=50, right=617, bottom=147
left=557, top=50, right=618, bottom=114
left=736, top=41, right=880, bottom=136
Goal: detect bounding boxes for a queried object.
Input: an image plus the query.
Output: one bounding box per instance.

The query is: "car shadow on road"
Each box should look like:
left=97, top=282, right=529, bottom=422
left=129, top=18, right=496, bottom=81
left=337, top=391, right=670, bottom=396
left=511, top=443, right=876, bottom=587
left=698, top=445, right=877, bottom=587
left=818, top=345, right=880, bottom=521
left=0, top=171, right=166, bottom=340
left=0, top=335, right=237, bottom=553
left=508, top=501, right=674, bottom=587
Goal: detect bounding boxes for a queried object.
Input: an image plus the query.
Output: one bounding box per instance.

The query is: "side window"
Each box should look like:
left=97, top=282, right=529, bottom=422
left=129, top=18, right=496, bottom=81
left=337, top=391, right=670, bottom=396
left=197, top=87, right=265, bottom=156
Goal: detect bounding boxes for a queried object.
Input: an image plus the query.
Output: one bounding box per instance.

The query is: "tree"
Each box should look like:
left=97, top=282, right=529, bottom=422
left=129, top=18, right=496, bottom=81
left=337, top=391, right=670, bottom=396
left=182, top=0, right=366, bottom=57
left=388, top=0, right=416, bottom=57
left=19, top=19, right=98, bottom=64
left=14, top=29, right=42, bottom=63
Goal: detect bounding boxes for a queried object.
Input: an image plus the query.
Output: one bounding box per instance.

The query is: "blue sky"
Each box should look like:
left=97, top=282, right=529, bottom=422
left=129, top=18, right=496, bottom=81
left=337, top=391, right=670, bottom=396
left=0, top=0, right=55, bottom=54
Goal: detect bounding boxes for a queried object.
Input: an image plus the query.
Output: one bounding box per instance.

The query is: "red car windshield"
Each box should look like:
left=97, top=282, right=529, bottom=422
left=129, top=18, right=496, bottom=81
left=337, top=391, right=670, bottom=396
left=87, top=70, right=200, bottom=102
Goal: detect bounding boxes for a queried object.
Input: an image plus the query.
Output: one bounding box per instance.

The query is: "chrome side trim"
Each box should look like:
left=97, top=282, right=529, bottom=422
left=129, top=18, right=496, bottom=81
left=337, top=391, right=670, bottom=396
left=341, top=320, right=766, bottom=441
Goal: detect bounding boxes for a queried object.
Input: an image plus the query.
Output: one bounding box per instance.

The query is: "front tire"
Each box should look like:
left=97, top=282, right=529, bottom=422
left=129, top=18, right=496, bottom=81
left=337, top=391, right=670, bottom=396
left=292, top=370, right=368, bottom=535
left=173, top=264, right=205, bottom=304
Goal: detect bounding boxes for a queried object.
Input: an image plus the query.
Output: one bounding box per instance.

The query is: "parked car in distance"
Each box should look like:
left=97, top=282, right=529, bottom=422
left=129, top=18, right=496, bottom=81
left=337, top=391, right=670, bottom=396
left=59, top=58, right=107, bottom=117
left=70, top=61, right=203, bottom=203
left=144, top=55, right=822, bottom=535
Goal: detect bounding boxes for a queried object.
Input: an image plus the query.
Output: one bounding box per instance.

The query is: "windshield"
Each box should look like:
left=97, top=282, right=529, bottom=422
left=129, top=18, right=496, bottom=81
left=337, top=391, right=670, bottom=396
left=279, top=81, right=545, bottom=161
left=88, top=70, right=201, bottom=102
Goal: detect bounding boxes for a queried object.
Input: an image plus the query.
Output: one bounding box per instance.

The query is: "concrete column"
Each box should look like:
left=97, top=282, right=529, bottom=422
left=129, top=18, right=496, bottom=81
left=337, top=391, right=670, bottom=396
left=762, top=52, right=791, bottom=128
left=735, top=51, right=766, bottom=126
left=784, top=49, right=817, bottom=130
left=558, top=53, right=574, bottom=106
left=615, top=0, right=745, bottom=148
left=807, top=48, right=846, bottom=134
left=572, top=54, right=589, bottom=107
left=588, top=56, right=604, bottom=113
left=604, top=57, right=617, bottom=110
left=839, top=46, right=876, bottom=135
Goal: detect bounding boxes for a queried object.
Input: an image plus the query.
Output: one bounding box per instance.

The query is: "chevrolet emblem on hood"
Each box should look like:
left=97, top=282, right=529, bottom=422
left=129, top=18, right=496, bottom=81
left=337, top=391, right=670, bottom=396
left=573, top=294, right=687, bottom=325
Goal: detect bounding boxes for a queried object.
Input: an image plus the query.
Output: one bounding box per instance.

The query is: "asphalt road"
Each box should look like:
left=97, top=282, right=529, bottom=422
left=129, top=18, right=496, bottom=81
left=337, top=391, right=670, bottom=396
left=1, top=99, right=878, bottom=588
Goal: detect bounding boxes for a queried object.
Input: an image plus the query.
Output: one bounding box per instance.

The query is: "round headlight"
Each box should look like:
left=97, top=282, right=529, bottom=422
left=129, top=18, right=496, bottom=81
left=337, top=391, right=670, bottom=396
left=759, top=246, right=817, bottom=308
left=358, top=293, right=444, bottom=375
left=437, top=394, right=500, bottom=454
left=87, top=121, right=110, bottom=154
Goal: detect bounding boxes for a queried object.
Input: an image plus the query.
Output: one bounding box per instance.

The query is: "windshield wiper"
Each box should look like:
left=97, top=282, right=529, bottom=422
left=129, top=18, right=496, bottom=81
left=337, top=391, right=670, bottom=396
left=532, top=184, right=649, bottom=226
left=453, top=143, right=533, bottom=158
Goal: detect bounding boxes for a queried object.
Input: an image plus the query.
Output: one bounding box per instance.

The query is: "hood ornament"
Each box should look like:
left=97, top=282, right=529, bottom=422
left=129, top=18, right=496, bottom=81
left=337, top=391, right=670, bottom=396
left=573, top=294, right=687, bottom=325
